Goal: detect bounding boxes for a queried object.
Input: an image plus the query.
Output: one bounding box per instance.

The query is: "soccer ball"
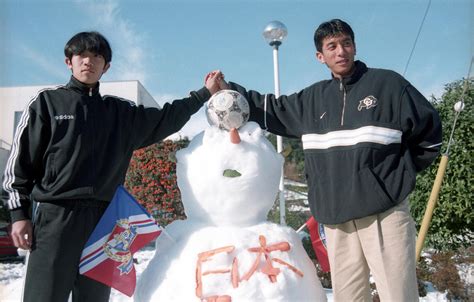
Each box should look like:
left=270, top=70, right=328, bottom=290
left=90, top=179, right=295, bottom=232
left=206, top=89, right=250, bottom=130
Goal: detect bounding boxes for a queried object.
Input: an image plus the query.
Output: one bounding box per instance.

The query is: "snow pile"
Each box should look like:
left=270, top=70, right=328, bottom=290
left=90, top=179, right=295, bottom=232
left=135, top=122, right=327, bottom=301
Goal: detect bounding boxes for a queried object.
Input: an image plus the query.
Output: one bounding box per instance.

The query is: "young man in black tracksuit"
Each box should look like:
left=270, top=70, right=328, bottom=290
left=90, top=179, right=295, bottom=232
left=2, top=31, right=223, bottom=302
left=220, top=19, right=442, bottom=301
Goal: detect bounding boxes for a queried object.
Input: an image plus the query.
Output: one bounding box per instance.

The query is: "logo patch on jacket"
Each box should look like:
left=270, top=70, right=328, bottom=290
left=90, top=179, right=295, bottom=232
left=54, top=114, right=75, bottom=120
left=357, top=96, right=378, bottom=111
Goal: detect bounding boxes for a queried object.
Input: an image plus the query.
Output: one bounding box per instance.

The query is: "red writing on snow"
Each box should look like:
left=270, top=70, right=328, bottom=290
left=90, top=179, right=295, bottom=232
left=195, top=235, right=304, bottom=302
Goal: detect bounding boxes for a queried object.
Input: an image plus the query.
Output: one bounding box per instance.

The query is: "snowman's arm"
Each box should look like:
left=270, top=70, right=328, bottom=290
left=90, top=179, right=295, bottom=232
left=160, top=228, right=176, bottom=244
left=153, top=224, right=181, bottom=252
left=154, top=231, right=174, bottom=252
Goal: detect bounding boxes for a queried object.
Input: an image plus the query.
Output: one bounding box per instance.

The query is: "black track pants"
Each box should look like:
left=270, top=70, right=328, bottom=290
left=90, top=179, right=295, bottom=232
left=23, top=201, right=111, bottom=302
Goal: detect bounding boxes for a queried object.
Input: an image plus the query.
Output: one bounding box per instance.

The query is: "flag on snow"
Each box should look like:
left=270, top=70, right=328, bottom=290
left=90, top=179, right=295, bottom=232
left=79, top=185, right=162, bottom=296
left=306, top=216, right=330, bottom=272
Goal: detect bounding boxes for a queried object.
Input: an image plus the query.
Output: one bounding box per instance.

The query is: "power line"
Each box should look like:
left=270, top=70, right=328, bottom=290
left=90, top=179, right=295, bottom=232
left=403, top=0, right=432, bottom=76
left=460, top=56, right=473, bottom=105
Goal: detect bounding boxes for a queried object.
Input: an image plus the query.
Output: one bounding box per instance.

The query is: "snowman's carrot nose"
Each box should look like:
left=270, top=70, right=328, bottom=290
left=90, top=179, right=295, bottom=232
left=230, top=128, right=241, bottom=144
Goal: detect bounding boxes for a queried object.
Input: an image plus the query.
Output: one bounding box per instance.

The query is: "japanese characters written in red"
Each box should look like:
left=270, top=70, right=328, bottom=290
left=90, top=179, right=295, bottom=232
left=195, top=235, right=304, bottom=302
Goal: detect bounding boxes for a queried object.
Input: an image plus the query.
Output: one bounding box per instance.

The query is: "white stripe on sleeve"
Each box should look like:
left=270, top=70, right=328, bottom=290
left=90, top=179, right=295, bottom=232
left=302, top=126, right=402, bottom=150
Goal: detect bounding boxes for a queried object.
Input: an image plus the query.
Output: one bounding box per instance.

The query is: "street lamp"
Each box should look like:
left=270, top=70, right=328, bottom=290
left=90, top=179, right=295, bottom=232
left=263, top=20, right=287, bottom=225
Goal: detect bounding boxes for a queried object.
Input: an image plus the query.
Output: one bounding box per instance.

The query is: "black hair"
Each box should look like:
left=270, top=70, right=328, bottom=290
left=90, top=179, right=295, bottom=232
left=314, top=19, right=355, bottom=52
left=64, top=31, right=112, bottom=64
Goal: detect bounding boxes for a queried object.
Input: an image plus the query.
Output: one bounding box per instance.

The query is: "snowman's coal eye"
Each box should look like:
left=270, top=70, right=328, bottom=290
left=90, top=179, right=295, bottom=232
left=223, top=169, right=242, bottom=178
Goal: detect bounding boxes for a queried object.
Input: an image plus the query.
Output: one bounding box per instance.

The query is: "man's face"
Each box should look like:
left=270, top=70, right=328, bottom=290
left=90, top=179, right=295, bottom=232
left=65, top=50, right=110, bottom=86
left=316, top=34, right=356, bottom=79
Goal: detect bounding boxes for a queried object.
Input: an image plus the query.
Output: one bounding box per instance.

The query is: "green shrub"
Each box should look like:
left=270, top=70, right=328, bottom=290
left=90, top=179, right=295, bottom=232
left=410, top=78, right=473, bottom=250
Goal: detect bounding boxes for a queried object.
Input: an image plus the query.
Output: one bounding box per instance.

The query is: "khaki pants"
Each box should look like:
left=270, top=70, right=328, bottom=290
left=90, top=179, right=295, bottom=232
left=324, top=199, right=419, bottom=302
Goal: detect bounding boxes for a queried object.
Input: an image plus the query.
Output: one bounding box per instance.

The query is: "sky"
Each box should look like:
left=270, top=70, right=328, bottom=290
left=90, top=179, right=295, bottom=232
left=0, top=0, right=472, bottom=138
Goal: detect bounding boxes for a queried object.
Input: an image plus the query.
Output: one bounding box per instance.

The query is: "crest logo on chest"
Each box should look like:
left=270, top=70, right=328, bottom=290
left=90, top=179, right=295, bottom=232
left=357, top=96, right=378, bottom=111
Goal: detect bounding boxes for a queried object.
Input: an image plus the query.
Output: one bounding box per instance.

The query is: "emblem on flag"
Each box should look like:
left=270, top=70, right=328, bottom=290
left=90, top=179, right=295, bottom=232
left=79, top=185, right=162, bottom=296
left=103, top=219, right=139, bottom=275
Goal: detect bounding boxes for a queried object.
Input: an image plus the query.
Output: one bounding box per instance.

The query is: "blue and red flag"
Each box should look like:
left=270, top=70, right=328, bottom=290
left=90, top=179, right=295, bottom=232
left=306, top=216, right=330, bottom=272
left=79, top=185, right=162, bottom=297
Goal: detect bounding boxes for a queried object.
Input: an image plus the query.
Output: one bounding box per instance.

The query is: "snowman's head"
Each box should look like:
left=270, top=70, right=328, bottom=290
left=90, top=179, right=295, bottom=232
left=176, top=122, right=283, bottom=226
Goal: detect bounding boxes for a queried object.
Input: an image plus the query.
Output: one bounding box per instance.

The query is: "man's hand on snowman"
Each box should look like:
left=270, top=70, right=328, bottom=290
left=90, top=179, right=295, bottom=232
left=205, top=70, right=229, bottom=94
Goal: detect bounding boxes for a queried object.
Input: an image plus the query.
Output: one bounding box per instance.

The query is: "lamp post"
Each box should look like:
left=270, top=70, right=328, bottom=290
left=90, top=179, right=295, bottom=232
left=263, top=20, right=288, bottom=225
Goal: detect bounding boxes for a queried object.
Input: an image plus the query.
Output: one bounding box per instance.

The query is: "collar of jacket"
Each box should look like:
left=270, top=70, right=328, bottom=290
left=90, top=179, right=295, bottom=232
left=332, top=60, right=368, bottom=87
left=66, top=75, right=101, bottom=97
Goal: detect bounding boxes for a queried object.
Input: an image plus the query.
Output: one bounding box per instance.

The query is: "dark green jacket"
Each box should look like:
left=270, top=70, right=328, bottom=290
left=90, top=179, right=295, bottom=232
left=230, top=61, right=442, bottom=224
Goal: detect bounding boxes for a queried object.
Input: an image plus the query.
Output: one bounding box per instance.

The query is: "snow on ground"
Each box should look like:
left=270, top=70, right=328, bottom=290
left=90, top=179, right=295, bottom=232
left=0, top=247, right=452, bottom=302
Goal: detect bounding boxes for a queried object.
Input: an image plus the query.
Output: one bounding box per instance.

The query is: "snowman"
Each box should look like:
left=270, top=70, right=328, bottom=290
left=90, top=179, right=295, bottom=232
left=135, top=90, right=327, bottom=302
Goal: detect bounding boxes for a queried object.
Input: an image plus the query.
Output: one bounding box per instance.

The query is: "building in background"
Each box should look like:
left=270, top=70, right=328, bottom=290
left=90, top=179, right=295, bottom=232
left=0, top=80, right=159, bottom=177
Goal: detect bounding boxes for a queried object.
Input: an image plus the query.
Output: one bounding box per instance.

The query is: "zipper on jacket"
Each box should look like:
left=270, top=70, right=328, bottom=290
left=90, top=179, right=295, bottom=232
left=340, top=81, right=347, bottom=126
left=89, top=88, right=93, bottom=97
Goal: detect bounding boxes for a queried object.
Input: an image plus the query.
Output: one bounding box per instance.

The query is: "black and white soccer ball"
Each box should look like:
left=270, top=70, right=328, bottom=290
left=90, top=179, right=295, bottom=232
left=206, top=89, right=250, bottom=130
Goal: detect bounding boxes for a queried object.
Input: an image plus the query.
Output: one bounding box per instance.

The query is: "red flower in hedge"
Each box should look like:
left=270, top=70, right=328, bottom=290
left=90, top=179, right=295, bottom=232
left=125, top=139, right=190, bottom=226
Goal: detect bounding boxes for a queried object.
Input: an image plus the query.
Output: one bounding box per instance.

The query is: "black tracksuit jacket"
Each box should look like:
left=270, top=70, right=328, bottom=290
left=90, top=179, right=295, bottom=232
left=229, top=61, right=442, bottom=224
left=3, top=76, right=210, bottom=223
